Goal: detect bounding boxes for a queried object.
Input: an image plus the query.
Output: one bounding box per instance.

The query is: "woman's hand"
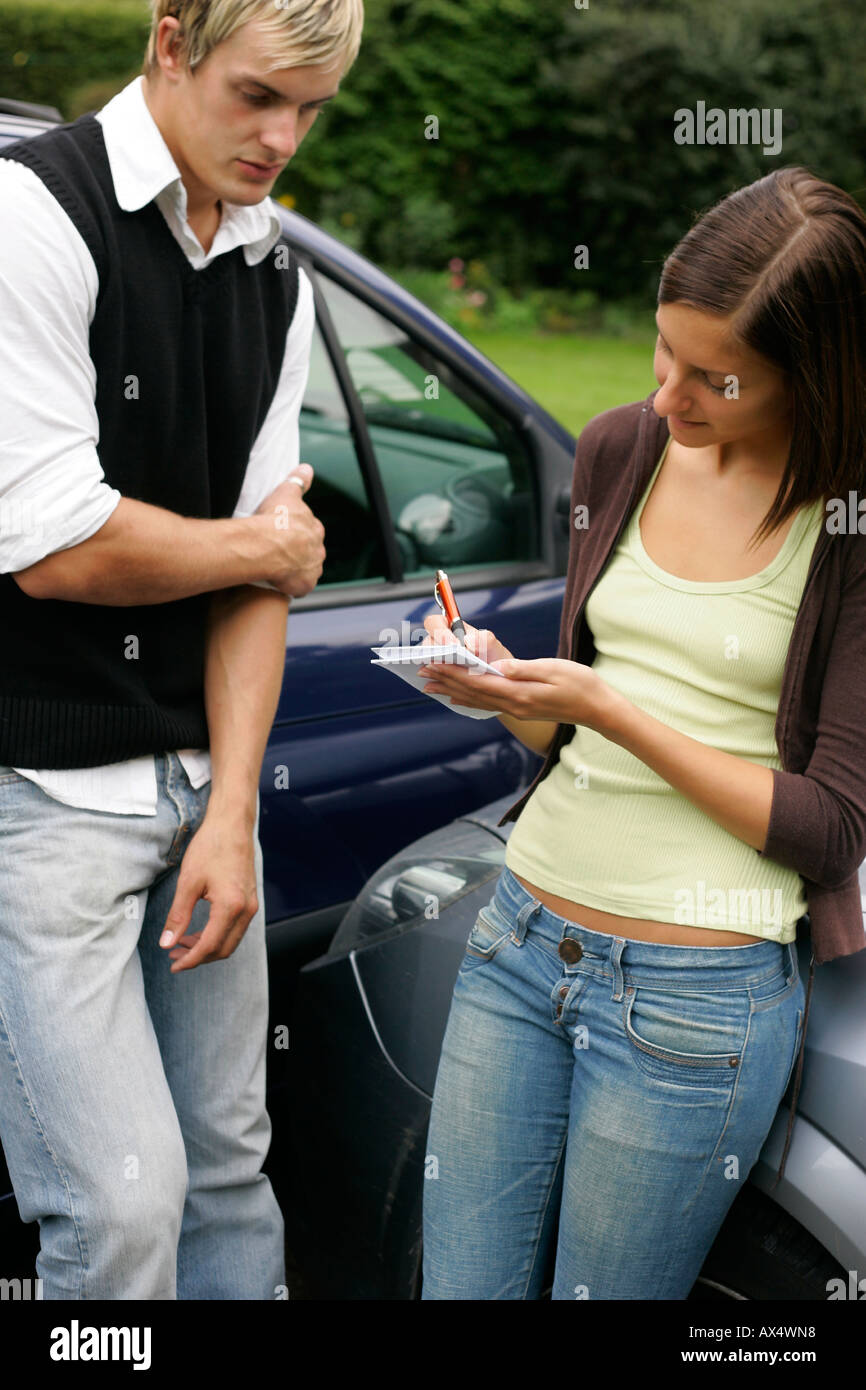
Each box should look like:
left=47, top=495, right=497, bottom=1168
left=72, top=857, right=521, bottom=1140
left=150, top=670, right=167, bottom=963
left=418, top=616, right=617, bottom=732
left=420, top=614, right=514, bottom=664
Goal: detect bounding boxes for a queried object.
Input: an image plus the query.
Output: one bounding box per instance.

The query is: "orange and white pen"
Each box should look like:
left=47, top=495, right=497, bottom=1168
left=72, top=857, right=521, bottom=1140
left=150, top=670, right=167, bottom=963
left=433, top=569, right=466, bottom=646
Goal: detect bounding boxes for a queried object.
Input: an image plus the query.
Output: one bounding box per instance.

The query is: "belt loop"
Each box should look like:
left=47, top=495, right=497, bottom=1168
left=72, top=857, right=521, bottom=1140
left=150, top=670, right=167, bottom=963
left=512, top=899, right=539, bottom=946
left=609, top=937, right=626, bottom=1000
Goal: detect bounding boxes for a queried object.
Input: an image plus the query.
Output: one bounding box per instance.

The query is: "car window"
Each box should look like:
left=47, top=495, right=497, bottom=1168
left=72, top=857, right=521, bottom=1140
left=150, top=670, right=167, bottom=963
left=300, top=320, right=388, bottom=586
left=317, top=275, right=538, bottom=579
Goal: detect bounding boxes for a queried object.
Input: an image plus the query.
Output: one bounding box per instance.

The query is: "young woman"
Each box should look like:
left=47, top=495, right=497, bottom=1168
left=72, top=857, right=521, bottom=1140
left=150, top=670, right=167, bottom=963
left=417, top=166, right=866, bottom=1300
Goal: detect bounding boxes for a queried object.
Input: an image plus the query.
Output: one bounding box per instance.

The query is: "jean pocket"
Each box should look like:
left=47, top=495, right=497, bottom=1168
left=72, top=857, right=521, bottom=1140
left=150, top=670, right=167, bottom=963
left=623, top=984, right=750, bottom=1087
left=748, top=967, right=800, bottom=1013
left=459, top=901, right=513, bottom=972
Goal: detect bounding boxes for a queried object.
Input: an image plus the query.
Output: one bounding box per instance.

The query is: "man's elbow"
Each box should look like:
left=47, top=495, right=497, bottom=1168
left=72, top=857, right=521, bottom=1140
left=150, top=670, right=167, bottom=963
left=11, top=564, right=48, bottom=599
left=11, top=555, right=75, bottom=601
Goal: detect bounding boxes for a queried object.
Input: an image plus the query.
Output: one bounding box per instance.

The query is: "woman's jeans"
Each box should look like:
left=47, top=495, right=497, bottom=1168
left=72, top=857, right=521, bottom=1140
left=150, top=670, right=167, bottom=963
left=422, top=865, right=805, bottom=1300
left=0, top=754, right=284, bottom=1300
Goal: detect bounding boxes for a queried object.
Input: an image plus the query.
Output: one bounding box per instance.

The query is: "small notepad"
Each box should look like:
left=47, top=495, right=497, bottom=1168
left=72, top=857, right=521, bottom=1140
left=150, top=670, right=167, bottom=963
left=370, top=643, right=502, bottom=719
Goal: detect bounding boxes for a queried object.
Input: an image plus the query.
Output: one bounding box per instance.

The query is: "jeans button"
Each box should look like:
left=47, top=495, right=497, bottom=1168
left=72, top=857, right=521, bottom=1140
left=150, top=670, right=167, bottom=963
left=558, top=939, right=583, bottom=964
left=559, top=985, right=569, bottom=999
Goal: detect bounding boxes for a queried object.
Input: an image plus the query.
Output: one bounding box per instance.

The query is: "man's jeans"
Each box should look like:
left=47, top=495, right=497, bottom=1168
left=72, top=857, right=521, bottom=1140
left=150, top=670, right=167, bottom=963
left=422, top=864, right=805, bottom=1300
left=0, top=753, right=284, bottom=1299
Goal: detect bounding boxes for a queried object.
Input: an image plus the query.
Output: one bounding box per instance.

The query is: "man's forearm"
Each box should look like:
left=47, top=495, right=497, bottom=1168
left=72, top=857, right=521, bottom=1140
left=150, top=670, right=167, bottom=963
left=12, top=496, right=278, bottom=605
left=203, top=584, right=290, bottom=827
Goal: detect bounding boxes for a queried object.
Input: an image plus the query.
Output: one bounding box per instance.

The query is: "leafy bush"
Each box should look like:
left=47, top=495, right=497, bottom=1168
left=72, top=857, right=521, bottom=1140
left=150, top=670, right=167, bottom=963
left=385, top=261, right=651, bottom=336
left=66, top=69, right=142, bottom=119
left=3, top=0, right=865, bottom=303
left=0, top=1, right=148, bottom=113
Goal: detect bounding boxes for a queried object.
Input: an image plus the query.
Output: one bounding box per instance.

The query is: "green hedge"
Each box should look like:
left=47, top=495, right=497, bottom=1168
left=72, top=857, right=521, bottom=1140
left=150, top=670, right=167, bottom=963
left=3, top=0, right=866, bottom=303
left=0, top=1, right=148, bottom=112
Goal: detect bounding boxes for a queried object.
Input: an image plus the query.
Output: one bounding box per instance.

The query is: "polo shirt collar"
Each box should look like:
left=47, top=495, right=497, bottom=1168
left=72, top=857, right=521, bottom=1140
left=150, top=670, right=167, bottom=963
left=95, top=76, right=282, bottom=266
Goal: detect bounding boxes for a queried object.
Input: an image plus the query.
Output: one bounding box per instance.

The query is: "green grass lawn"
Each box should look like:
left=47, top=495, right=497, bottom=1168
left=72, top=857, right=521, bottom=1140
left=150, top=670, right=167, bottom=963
left=463, top=330, right=659, bottom=437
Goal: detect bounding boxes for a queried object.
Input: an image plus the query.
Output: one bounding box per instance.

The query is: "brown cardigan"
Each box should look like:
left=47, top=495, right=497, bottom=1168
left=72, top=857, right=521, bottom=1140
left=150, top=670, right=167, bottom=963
left=498, top=391, right=866, bottom=1179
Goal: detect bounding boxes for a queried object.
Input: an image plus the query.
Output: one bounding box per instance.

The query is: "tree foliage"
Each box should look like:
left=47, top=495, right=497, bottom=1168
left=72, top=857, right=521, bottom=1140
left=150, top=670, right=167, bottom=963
left=2, top=0, right=864, bottom=299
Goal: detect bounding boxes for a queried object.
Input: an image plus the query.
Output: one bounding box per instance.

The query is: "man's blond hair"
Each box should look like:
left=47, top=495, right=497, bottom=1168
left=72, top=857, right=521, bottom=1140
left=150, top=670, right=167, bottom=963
left=144, top=0, right=363, bottom=78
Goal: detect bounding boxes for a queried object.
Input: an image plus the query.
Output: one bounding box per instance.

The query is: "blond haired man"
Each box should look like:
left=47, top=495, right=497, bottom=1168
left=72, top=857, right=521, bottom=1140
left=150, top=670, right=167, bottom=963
left=0, top=0, right=363, bottom=1298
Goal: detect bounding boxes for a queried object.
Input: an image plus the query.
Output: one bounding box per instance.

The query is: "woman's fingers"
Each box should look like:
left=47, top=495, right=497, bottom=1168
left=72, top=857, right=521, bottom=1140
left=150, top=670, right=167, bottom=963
left=423, top=614, right=482, bottom=648
left=422, top=613, right=514, bottom=664
left=422, top=615, right=457, bottom=645
left=471, top=629, right=513, bottom=663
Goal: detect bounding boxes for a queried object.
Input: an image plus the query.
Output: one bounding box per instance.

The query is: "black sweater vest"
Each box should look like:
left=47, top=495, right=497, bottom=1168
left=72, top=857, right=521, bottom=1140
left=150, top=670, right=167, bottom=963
left=0, top=114, right=299, bottom=768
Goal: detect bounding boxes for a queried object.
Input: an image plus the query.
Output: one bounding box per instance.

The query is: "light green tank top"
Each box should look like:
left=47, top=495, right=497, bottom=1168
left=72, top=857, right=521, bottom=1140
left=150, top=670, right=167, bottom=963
left=505, top=438, right=826, bottom=941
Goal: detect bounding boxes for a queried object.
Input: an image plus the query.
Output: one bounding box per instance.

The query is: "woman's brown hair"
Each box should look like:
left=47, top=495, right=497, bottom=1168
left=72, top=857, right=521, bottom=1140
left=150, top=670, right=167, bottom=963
left=658, top=167, right=866, bottom=548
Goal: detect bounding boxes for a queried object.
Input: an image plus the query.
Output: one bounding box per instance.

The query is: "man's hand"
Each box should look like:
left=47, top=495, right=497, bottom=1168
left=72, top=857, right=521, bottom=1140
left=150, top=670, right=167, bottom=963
left=159, top=812, right=259, bottom=973
left=255, top=462, right=326, bottom=598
